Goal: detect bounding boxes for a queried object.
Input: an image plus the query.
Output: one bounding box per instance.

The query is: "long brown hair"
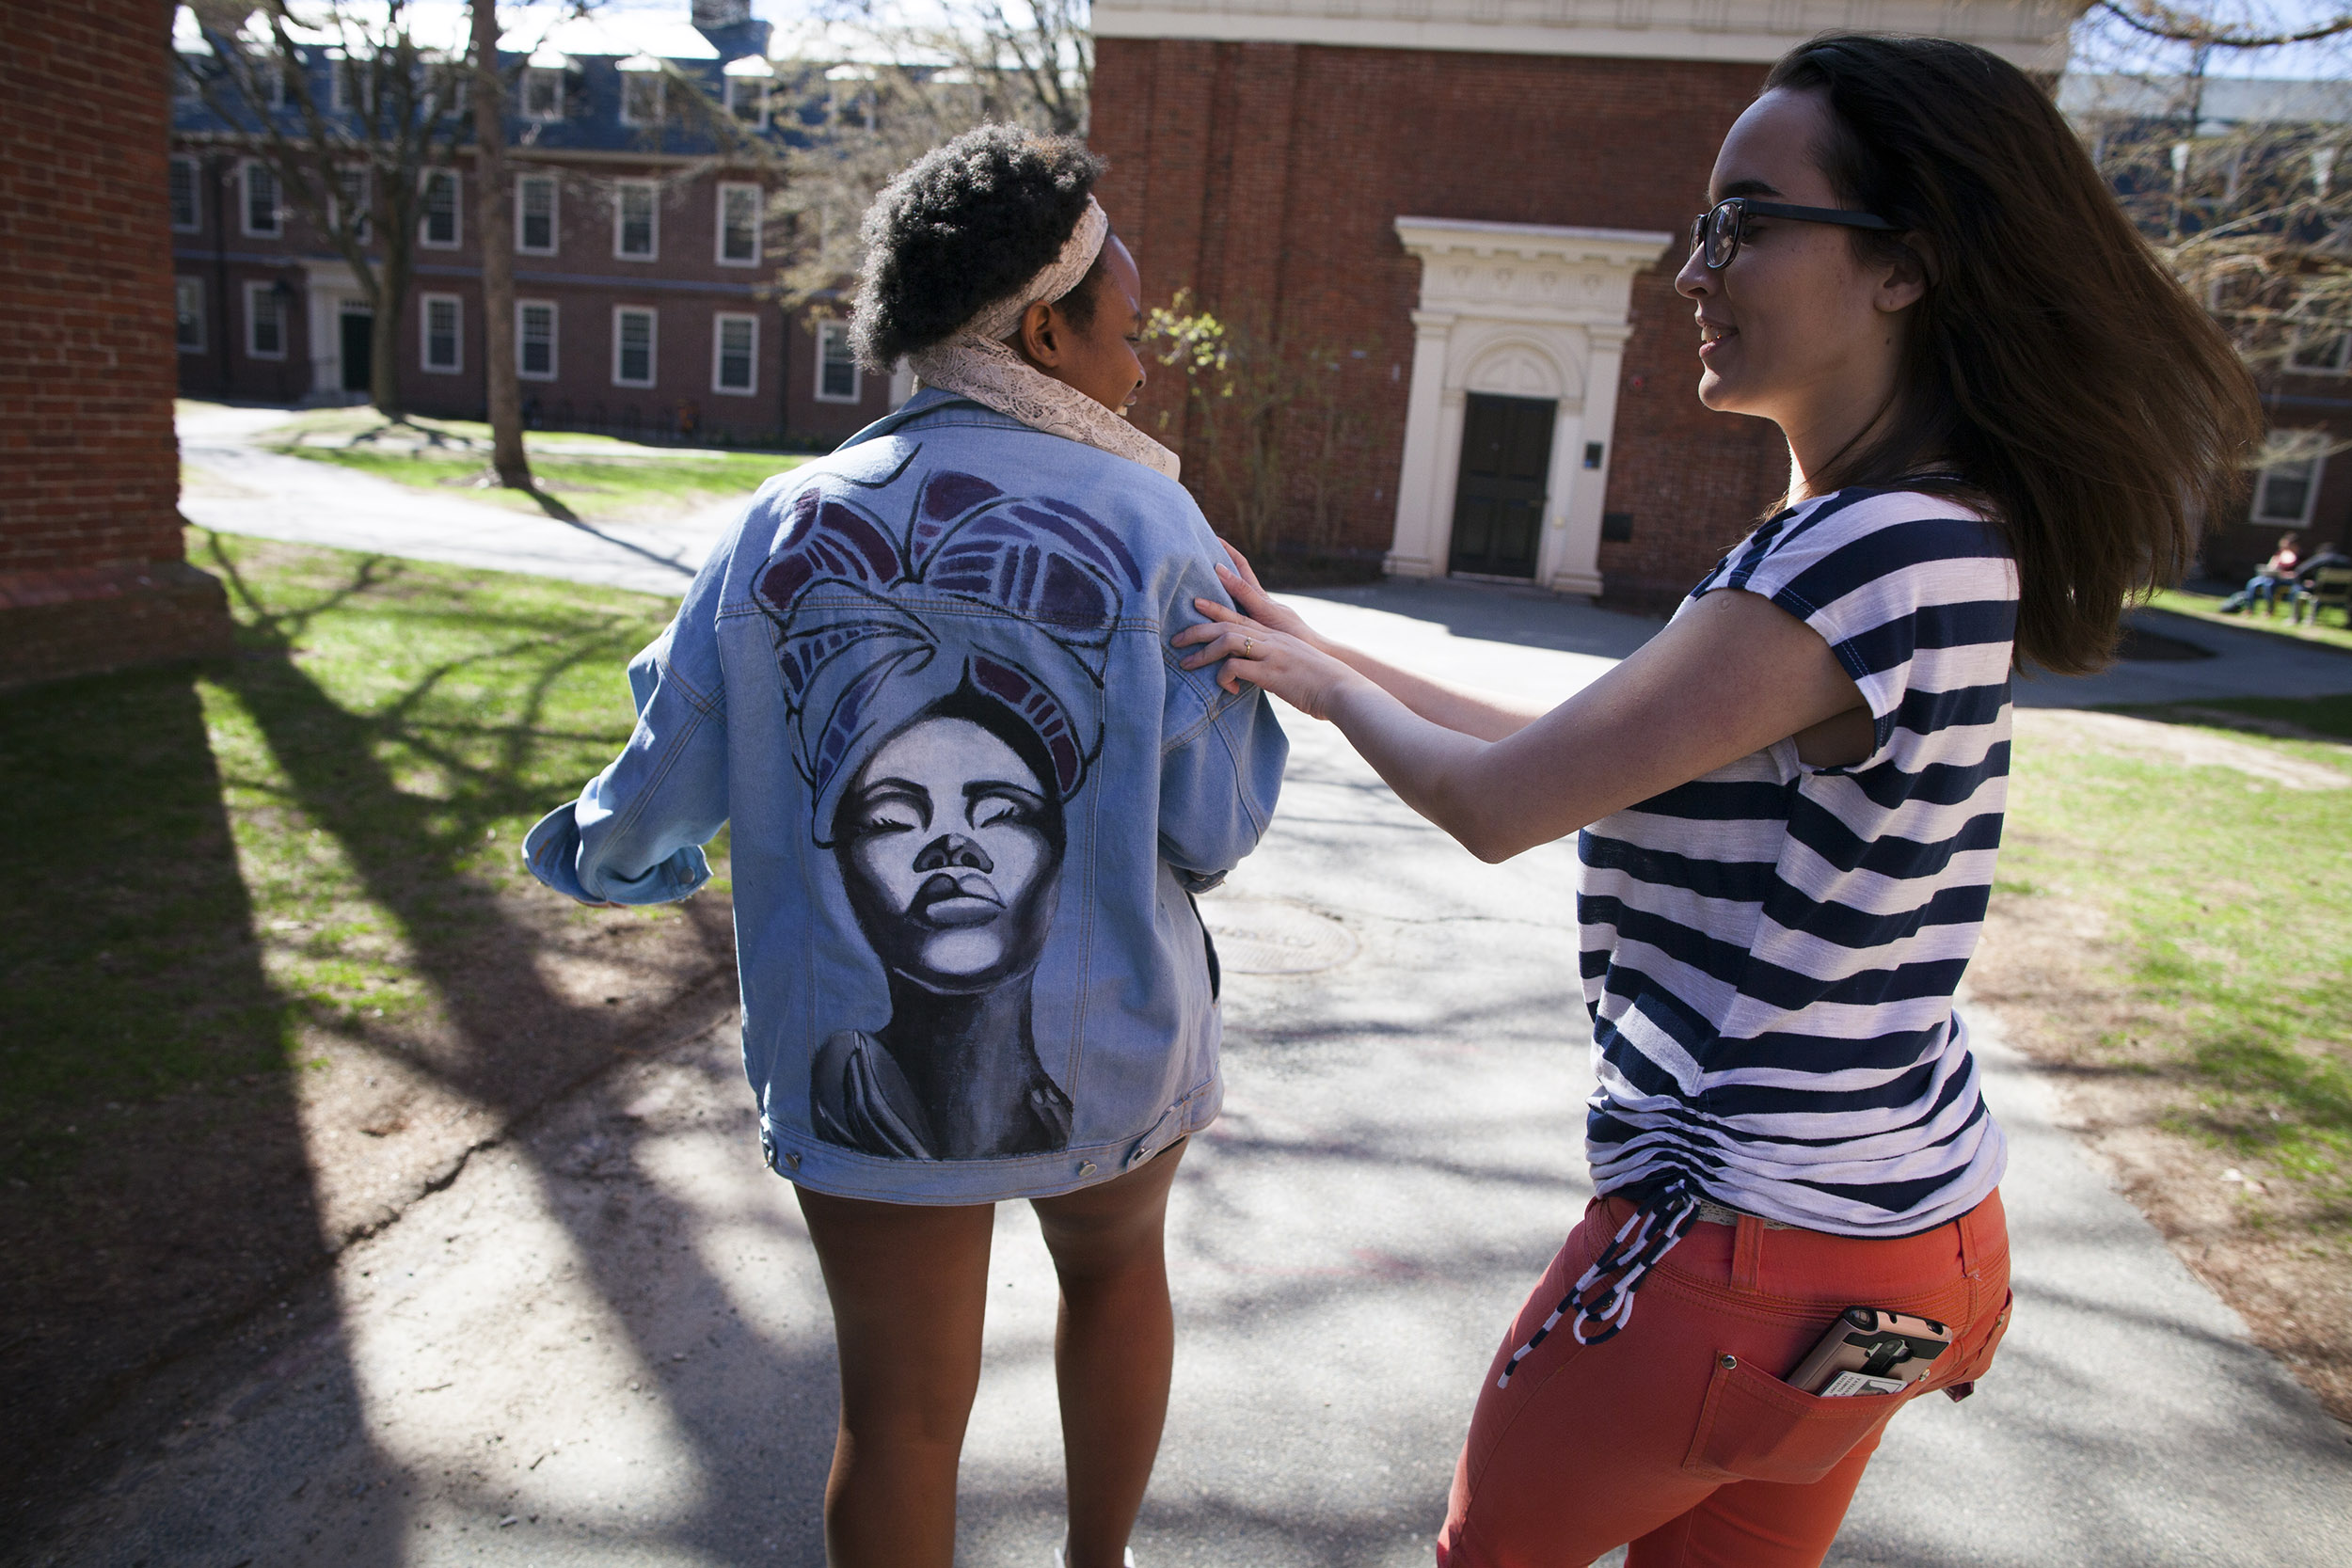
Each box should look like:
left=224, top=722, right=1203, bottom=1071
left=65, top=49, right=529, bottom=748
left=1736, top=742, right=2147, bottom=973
left=1764, top=35, right=2263, bottom=675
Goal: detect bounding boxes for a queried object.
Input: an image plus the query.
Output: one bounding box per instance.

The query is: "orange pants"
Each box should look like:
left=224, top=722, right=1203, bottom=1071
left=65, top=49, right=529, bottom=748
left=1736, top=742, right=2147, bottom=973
left=1438, top=1189, right=2010, bottom=1568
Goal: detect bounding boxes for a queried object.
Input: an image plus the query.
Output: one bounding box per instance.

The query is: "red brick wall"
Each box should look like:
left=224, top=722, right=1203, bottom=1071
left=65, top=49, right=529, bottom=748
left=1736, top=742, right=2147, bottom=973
left=0, top=0, right=184, bottom=576
left=0, top=0, right=228, bottom=683
left=1093, top=37, right=1790, bottom=603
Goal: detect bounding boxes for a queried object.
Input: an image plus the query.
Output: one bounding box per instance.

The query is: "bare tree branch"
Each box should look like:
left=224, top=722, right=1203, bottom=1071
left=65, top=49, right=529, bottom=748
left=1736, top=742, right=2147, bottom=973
left=2093, top=0, right=2352, bottom=49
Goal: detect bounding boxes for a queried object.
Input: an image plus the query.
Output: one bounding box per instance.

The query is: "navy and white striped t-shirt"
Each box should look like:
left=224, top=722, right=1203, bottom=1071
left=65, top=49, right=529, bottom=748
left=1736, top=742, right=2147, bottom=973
left=1579, top=486, right=2014, bottom=1237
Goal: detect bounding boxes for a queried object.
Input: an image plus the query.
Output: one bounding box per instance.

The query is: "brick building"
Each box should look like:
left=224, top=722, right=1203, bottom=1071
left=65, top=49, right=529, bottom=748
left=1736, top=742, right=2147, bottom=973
left=1, top=0, right=232, bottom=689
left=169, top=5, right=899, bottom=448
left=1089, top=0, right=2080, bottom=606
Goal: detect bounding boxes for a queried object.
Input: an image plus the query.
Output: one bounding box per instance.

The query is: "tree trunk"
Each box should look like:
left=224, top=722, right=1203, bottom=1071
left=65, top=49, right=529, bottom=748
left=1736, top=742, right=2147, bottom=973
left=472, top=0, right=530, bottom=488
left=372, top=280, right=407, bottom=421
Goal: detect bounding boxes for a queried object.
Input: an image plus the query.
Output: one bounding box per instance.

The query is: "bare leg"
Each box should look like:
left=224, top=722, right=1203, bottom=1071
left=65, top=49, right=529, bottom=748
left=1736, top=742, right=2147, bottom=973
left=796, top=1186, right=997, bottom=1568
left=1031, top=1141, right=1189, bottom=1568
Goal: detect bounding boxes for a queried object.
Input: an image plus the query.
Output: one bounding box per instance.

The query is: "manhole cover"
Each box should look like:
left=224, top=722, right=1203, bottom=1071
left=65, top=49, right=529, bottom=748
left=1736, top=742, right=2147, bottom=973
left=1198, top=897, right=1358, bottom=974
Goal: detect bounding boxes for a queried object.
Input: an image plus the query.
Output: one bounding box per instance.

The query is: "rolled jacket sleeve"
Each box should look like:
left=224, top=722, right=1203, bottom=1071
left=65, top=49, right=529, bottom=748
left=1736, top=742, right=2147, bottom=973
left=1156, top=576, right=1287, bottom=891
left=523, top=558, right=731, bottom=906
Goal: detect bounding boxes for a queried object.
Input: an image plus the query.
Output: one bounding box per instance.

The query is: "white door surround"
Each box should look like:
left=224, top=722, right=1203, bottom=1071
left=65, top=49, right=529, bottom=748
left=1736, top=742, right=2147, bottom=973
left=299, top=258, right=373, bottom=406
left=1385, top=217, right=1673, bottom=596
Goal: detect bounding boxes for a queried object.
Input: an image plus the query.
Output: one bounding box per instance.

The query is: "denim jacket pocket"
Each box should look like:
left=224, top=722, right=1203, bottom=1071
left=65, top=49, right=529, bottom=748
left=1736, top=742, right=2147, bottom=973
left=1681, top=1351, right=1908, bottom=1485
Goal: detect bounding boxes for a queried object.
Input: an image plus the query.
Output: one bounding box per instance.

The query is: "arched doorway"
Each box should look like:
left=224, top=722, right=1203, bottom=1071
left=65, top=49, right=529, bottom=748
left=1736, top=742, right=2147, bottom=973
left=1385, top=217, right=1670, bottom=596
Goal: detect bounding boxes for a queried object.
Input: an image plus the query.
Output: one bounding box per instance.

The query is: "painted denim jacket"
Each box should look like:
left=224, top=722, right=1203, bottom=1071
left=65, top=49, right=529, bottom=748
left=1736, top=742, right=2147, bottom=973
left=523, top=391, right=1287, bottom=1204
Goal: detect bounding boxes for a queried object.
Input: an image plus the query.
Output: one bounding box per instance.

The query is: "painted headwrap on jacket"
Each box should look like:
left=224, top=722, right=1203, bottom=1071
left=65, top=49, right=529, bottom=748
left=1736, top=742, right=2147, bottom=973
left=754, top=470, right=1146, bottom=842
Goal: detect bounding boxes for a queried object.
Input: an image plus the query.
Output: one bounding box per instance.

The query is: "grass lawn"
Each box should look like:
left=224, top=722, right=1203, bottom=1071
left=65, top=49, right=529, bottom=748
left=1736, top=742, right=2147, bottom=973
left=275, top=446, right=809, bottom=527
left=2149, top=586, right=2352, bottom=656
left=1995, top=692, right=2352, bottom=1233
left=0, top=531, right=723, bottom=1182
left=204, top=402, right=815, bottom=526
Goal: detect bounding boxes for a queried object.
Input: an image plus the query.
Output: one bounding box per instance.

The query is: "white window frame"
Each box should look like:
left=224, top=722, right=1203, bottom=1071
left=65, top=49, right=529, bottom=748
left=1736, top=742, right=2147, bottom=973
left=515, top=173, right=558, bottom=255
left=241, top=160, right=281, bottom=237
left=168, top=154, right=201, bottom=233
left=2254, top=441, right=2327, bottom=527
left=420, top=292, right=463, bottom=374
left=521, top=66, right=564, bottom=120
left=711, top=311, right=758, bottom=396
left=619, top=71, right=664, bottom=127
left=815, top=319, right=861, bottom=404
left=419, top=169, right=461, bottom=249
left=244, top=280, right=287, bottom=359
left=613, top=180, right=659, bottom=261
left=175, top=277, right=206, bottom=353
left=2287, top=331, right=2352, bottom=375
left=332, top=166, right=371, bottom=243
left=516, top=299, right=558, bottom=381
left=715, top=182, right=761, bottom=266
left=612, top=305, right=658, bottom=388
left=725, top=73, right=769, bottom=127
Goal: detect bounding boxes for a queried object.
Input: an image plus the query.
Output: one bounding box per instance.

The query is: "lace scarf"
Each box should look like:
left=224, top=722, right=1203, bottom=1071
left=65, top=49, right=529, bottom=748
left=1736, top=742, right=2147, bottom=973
left=904, top=197, right=1181, bottom=483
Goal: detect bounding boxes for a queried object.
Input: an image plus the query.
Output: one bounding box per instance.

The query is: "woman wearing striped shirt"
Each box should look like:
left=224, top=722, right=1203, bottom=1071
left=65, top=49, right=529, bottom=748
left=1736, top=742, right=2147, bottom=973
left=1175, top=33, right=2259, bottom=1568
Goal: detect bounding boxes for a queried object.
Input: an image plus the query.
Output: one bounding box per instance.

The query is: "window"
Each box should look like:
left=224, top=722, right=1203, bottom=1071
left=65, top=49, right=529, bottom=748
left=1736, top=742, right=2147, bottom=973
left=816, top=319, right=859, bottom=403
left=175, top=277, right=205, bottom=352
left=614, top=181, right=657, bottom=260
left=332, top=55, right=369, bottom=115
left=420, top=170, right=460, bottom=247
left=2288, top=332, right=2351, bottom=375
left=2255, top=443, right=2326, bottom=525
left=242, top=160, right=280, bottom=237
left=516, top=300, right=557, bottom=380
left=333, top=166, right=371, bottom=242
left=522, top=66, right=564, bottom=120
left=725, top=73, right=769, bottom=126
left=168, top=155, right=200, bottom=232
left=516, top=174, right=557, bottom=254
left=613, top=306, right=657, bottom=387
left=421, top=293, right=462, bottom=373
left=712, top=312, right=757, bottom=395
left=620, top=71, right=664, bottom=127
left=245, top=281, right=286, bottom=359
left=251, top=53, right=288, bottom=111
left=717, top=182, right=760, bottom=265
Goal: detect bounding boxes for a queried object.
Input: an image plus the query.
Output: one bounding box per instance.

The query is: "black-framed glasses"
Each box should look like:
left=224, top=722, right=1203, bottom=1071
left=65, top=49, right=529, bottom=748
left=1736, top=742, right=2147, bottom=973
left=1690, top=198, right=1899, bottom=270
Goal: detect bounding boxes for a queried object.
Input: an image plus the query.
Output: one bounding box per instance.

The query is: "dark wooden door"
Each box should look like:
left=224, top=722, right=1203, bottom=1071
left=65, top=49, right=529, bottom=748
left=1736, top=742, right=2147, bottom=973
left=1448, top=393, right=1555, bottom=579
left=340, top=310, right=373, bottom=393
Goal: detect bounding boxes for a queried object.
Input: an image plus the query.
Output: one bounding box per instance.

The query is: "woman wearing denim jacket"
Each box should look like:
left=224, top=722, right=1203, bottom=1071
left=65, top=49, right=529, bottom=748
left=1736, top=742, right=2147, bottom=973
left=525, top=128, right=1285, bottom=1568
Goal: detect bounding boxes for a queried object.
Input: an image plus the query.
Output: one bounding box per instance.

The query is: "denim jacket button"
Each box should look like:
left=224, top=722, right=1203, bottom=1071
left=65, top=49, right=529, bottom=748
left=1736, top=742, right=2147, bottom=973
left=1077, top=1161, right=1097, bottom=1178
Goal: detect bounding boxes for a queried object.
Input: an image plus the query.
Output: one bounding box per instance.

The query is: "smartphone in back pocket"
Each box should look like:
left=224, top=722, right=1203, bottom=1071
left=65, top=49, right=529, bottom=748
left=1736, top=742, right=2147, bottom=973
left=1787, top=1307, right=1952, bottom=1397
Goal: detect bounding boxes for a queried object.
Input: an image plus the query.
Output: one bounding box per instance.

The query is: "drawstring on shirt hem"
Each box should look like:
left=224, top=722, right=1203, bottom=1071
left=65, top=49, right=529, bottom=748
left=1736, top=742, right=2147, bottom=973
left=1495, top=1178, right=1702, bottom=1387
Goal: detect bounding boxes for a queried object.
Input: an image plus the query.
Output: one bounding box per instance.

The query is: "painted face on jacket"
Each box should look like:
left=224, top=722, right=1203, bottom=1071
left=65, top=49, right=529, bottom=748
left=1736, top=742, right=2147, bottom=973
left=837, top=716, right=1064, bottom=989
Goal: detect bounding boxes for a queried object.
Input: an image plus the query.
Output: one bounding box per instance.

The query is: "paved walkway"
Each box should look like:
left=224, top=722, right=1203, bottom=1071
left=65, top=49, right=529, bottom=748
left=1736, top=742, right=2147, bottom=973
left=178, top=403, right=735, bottom=596
left=179, top=403, right=2352, bottom=711
left=79, top=407, right=2350, bottom=1567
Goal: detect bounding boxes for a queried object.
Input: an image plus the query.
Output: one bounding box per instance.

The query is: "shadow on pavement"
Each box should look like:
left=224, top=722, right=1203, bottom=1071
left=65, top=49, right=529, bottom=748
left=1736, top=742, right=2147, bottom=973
left=1291, top=578, right=1664, bottom=661
left=0, top=661, right=409, bottom=1560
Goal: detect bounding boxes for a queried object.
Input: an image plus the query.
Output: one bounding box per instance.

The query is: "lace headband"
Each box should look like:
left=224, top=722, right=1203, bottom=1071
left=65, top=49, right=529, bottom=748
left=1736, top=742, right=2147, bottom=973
left=967, top=196, right=1111, bottom=343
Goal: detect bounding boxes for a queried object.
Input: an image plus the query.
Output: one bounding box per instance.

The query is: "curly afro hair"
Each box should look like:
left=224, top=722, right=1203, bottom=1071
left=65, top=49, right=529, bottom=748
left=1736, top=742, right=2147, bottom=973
left=849, top=124, right=1107, bottom=370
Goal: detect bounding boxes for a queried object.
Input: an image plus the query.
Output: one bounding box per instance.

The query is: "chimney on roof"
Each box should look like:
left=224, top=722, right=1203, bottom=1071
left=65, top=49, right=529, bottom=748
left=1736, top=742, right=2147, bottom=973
left=189, top=1, right=257, bottom=31
left=691, top=0, right=770, bottom=61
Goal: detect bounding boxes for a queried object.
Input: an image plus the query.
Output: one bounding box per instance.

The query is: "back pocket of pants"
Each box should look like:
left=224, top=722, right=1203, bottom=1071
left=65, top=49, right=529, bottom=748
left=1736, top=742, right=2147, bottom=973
left=1681, top=1352, right=1907, bottom=1486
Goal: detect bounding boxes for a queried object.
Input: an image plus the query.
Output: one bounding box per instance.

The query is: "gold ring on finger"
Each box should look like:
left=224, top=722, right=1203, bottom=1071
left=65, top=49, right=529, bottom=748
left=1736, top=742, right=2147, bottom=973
left=1242, top=637, right=1256, bottom=657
